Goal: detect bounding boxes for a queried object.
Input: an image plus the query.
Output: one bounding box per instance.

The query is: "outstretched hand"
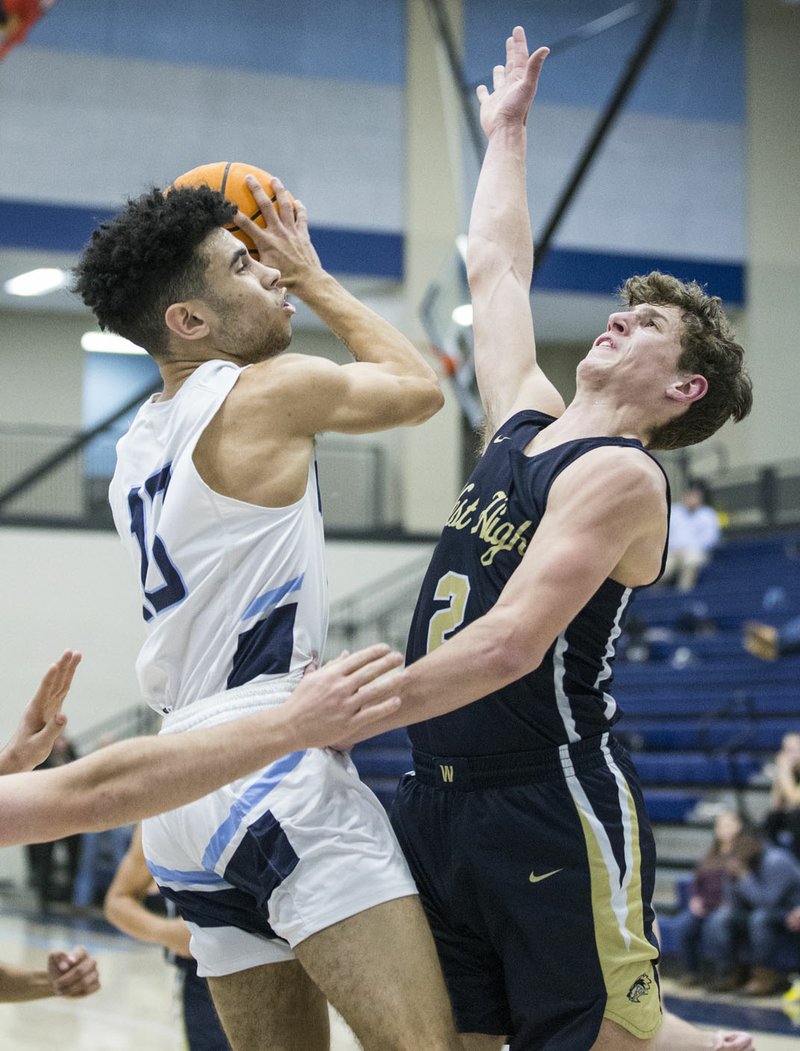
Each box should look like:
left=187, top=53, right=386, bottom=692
left=286, top=644, right=406, bottom=750
left=0, top=650, right=81, bottom=775
left=476, top=26, right=549, bottom=138
left=235, top=176, right=322, bottom=292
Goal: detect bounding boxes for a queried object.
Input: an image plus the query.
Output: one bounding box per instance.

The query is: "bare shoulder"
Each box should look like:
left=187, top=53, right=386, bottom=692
left=548, top=445, right=668, bottom=586
left=235, top=353, right=337, bottom=399
left=225, top=354, right=345, bottom=437
left=551, top=445, right=666, bottom=513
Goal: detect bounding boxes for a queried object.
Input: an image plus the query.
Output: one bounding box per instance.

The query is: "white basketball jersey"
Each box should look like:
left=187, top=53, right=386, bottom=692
left=109, top=359, right=328, bottom=714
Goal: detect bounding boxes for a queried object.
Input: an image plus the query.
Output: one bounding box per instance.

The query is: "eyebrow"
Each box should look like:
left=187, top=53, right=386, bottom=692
left=229, top=247, right=248, bottom=269
left=636, top=305, right=670, bottom=324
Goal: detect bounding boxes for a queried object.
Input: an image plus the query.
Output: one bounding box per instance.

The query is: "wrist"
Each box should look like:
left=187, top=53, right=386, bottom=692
left=283, top=264, right=331, bottom=300
left=486, top=119, right=528, bottom=144
left=0, top=742, right=24, bottom=775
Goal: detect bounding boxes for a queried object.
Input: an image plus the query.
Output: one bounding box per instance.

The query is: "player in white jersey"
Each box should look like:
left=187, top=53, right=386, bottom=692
left=109, top=358, right=328, bottom=714
left=75, top=178, right=461, bottom=1051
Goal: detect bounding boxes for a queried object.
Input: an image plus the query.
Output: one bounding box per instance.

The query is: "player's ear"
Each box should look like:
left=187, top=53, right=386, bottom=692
left=666, top=374, right=708, bottom=406
left=164, top=301, right=210, bottom=341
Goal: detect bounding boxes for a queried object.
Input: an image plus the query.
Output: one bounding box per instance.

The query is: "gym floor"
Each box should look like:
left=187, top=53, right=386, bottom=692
left=0, top=907, right=797, bottom=1050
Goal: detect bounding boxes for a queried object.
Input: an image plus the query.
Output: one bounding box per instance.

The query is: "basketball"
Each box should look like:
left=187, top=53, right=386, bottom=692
left=169, top=161, right=294, bottom=254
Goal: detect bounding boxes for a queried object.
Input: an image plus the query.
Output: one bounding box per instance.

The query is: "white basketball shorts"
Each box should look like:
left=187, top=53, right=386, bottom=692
left=141, top=675, right=418, bottom=977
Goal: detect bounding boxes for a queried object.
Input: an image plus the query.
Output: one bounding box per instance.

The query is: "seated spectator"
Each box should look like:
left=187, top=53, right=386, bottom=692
left=703, top=830, right=800, bottom=996
left=744, top=615, right=800, bottom=661
left=0, top=947, right=99, bottom=1002
left=673, top=809, right=747, bottom=987
left=761, top=731, right=800, bottom=861
left=662, top=481, right=721, bottom=592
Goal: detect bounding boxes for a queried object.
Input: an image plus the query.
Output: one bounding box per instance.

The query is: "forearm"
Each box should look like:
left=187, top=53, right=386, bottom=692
left=0, top=747, right=24, bottom=776
left=0, top=707, right=301, bottom=846
left=350, top=612, right=534, bottom=744
left=293, top=270, right=438, bottom=381
left=467, top=123, right=533, bottom=291
left=0, top=964, right=52, bottom=1002
left=104, top=895, right=178, bottom=950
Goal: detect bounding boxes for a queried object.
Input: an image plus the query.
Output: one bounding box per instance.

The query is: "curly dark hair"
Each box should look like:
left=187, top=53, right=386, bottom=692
left=73, top=186, right=237, bottom=358
left=619, top=271, right=753, bottom=451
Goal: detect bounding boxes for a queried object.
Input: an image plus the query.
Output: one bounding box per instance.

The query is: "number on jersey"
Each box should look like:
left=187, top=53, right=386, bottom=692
left=127, top=464, right=187, bottom=621
left=426, top=571, right=471, bottom=652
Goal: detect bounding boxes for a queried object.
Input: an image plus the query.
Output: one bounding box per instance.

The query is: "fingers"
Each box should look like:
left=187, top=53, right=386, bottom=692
left=325, top=643, right=392, bottom=676
left=49, top=947, right=101, bottom=997
left=344, top=649, right=404, bottom=692
left=491, top=63, right=504, bottom=92
left=32, top=650, right=81, bottom=720
left=270, top=177, right=297, bottom=224
left=50, top=650, right=81, bottom=700
left=349, top=695, right=402, bottom=728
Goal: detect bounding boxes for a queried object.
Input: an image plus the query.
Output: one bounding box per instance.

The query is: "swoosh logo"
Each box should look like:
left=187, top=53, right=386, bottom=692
left=529, top=868, right=563, bottom=884
left=493, top=435, right=511, bottom=443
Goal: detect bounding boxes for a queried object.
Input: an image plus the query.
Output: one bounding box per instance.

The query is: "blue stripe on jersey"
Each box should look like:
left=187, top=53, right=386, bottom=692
left=242, top=575, right=304, bottom=620
left=145, top=860, right=229, bottom=888
left=201, top=750, right=306, bottom=872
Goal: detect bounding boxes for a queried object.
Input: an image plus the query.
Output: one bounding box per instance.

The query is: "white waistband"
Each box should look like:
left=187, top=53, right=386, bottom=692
left=159, top=672, right=305, bottom=735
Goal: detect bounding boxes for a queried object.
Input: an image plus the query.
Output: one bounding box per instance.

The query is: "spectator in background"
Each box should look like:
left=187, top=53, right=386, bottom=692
left=25, top=734, right=82, bottom=912
left=104, top=826, right=230, bottom=1051
left=673, top=809, right=747, bottom=987
left=762, top=732, right=800, bottom=862
left=743, top=616, right=800, bottom=661
left=662, top=480, right=721, bottom=592
left=704, top=829, right=800, bottom=996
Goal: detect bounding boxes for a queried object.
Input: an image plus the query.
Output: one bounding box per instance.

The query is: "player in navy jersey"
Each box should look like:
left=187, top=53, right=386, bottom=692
left=349, top=26, right=753, bottom=1051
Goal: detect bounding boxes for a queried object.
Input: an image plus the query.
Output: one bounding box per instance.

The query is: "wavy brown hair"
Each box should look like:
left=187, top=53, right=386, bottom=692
left=620, top=272, right=753, bottom=450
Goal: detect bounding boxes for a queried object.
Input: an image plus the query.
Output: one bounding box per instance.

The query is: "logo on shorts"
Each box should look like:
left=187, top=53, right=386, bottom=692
left=627, top=974, right=652, bottom=1003
left=439, top=764, right=454, bottom=783
left=528, top=868, right=563, bottom=883
left=493, top=435, right=511, bottom=443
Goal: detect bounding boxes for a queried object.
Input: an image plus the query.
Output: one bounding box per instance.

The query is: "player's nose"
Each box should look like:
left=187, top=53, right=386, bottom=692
left=259, top=265, right=281, bottom=288
left=607, top=311, right=631, bottom=335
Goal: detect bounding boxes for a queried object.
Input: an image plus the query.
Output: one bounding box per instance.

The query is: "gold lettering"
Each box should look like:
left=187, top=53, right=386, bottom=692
left=445, top=484, right=480, bottom=530
left=440, top=764, right=454, bottom=783
left=471, top=491, right=508, bottom=539
left=481, top=519, right=534, bottom=566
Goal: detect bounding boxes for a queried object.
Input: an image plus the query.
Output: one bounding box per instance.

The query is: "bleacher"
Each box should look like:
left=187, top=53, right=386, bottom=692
left=350, top=530, right=800, bottom=957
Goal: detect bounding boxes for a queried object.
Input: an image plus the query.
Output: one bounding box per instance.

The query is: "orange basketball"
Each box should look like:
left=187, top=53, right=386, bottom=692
left=169, top=162, right=294, bottom=254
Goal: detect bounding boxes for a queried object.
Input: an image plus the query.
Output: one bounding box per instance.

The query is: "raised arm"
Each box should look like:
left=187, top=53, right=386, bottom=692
left=235, top=177, right=443, bottom=434
left=0, top=645, right=406, bottom=847
left=469, top=27, right=563, bottom=436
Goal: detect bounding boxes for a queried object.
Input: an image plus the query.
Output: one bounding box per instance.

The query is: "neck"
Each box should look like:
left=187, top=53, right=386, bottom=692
left=544, top=391, right=649, bottom=446
left=156, top=358, right=206, bottom=401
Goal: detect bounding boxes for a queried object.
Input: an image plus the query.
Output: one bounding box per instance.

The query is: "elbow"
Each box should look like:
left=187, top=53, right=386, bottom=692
left=404, top=378, right=444, bottom=425
left=479, top=618, right=545, bottom=688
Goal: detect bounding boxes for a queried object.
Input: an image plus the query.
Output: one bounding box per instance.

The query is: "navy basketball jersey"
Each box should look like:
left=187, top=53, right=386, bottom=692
left=406, top=410, right=670, bottom=755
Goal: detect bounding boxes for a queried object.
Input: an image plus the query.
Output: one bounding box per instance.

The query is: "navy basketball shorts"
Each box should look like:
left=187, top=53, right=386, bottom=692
left=391, top=732, right=662, bottom=1050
